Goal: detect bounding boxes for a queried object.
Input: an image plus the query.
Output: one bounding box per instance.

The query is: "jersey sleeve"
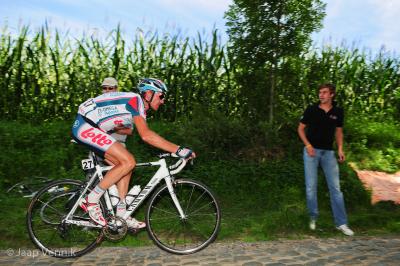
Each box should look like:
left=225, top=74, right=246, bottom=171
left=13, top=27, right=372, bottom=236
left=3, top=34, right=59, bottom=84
left=126, top=96, right=146, bottom=119
left=300, top=106, right=312, bottom=124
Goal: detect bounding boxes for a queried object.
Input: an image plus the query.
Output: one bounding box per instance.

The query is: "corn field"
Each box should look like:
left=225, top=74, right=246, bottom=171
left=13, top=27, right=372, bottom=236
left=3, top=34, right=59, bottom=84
left=1, top=25, right=399, bottom=122
left=287, top=46, right=400, bottom=118
left=0, top=25, right=238, bottom=121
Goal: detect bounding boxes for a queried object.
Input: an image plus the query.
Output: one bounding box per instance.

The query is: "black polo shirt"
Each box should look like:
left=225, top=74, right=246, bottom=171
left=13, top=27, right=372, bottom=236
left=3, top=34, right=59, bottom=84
left=300, top=102, right=344, bottom=150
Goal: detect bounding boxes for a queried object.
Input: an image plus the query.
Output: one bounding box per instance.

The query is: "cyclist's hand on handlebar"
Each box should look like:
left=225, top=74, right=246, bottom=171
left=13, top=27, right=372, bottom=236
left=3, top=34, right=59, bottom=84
left=175, top=146, right=196, bottom=160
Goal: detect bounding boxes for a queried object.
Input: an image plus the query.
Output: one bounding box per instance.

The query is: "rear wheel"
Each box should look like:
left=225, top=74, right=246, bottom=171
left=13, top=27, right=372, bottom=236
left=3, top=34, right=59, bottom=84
left=146, top=179, right=221, bottom=254
left=26, top=179, right=104, bottom=258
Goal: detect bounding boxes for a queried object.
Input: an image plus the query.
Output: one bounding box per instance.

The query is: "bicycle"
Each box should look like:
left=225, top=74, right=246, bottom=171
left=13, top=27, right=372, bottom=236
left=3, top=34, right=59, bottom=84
left=7, top=176, right=52, bottom=198
left=26, top=150, right=221, bottom=258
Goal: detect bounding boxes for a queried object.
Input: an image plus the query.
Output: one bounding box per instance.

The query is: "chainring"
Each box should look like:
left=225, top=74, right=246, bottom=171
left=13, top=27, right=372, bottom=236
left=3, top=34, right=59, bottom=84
left=103, top=216, right=127, bottom=241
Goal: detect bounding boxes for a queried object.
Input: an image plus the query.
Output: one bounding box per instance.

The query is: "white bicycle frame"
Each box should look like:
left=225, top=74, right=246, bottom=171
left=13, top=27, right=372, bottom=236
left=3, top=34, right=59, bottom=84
left=62, top=152, right=188, bottom=228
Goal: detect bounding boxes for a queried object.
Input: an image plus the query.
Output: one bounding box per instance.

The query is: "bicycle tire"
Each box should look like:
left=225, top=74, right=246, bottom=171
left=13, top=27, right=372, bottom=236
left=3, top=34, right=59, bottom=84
left=146, top=179, right=221, bottom=255
left=7, top=176, right=52, bottom=197
left=26, top=179, right=104, bottom=258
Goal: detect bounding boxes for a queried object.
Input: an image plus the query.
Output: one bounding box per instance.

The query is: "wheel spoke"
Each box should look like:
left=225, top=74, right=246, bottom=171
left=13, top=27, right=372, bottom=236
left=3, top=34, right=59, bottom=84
left=186, top=190, right=207, bottom=214
left=188, top=200, right=216, bottom=216
left=147, top=180, right=220, bottom=254
left=183, top=184, right=195, bottom=214
left=27, top=180, right=102, bottom=258
left=149, top=215, right=179, bottom=221
left=152, top=205, right=179, bottom=216
left=38, top=199, right=65, bottom=217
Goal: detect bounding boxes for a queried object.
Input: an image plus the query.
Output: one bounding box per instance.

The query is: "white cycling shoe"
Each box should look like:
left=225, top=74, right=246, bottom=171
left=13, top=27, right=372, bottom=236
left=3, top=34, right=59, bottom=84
left=79, top=197, right=107, bottom=227
left=126, top=217, right=146, bottom=229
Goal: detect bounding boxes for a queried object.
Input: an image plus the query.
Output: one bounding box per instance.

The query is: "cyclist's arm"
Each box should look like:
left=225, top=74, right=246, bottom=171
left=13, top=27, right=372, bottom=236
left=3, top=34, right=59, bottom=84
left=133, top=116, right=179, bottom=153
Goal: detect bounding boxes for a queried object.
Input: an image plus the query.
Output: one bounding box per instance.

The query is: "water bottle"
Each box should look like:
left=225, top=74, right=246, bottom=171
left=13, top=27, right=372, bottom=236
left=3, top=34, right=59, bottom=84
left=108, top=185, right=120, bottom=206
left=125, top=185, right=141, bottom=205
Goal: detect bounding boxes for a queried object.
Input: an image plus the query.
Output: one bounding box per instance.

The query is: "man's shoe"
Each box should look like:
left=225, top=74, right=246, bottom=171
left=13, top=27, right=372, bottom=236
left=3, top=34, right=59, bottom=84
left=79, top=197, right=107, bottom=226
left=126, top=217, right=146, bottom=229
left=309, top=219, right=316, bottom=230
left=336, top=224, right=354, bottom=236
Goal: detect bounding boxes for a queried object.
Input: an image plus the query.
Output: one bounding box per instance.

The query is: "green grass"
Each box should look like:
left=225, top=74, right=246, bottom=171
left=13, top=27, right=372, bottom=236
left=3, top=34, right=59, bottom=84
left=3, top=187, right=400, bottom=249
left=346, top=117, right=400, bottom=172
left=0, top=196, right=32, bottom=248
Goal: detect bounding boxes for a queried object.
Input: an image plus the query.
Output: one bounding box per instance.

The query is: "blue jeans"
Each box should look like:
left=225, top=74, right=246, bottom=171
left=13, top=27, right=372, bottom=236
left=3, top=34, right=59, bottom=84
left=303, top=148, right=348, bottom=226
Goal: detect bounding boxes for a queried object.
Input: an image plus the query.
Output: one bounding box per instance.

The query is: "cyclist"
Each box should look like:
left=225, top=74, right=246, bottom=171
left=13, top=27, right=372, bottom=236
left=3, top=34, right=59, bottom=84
left=72, top=78, right=195, bottom=228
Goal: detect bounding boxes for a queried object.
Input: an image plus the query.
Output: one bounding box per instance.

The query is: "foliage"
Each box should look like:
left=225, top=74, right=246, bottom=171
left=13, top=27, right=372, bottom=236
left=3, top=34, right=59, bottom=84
left=1, top=109, right=399, bottom=188
left=0, top=121, right=85, bottom=188
left=1, top=117, right=400, bottom=247
left=225, top=0, right=326, bottom=121
left=1, top=8, right=399, bottom=247
left=1, top=25, right=400, bottom=123
left=345, top=116, right=400, bottom=172
left=281, top=46, right=400, bottom=119
left=0, top=25, right=237, bottom=121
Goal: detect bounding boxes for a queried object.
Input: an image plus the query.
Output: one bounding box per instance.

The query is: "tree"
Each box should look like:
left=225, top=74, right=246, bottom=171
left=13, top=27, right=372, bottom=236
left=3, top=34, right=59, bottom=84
left=225, top=0, right=325, bottom=122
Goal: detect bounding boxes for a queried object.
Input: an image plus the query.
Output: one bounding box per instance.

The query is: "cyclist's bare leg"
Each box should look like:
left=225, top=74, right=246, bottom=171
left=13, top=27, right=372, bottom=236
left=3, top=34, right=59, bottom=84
left=112, top=174, right=132, bottom=218
left=102, top=146, right=144, bottom=228
left=115, top=174, right=131, bottom=199
left=79, top=139, right=135, bottom=226
left=98, top=142, right=136, bottom=190
left=103, top=151, right=133, bottom=218
left=103, top=154, right=132, bottom=199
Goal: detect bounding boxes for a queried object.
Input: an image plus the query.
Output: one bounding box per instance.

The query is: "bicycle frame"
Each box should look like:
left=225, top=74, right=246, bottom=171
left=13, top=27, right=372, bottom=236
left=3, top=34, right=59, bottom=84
left=62, top=152, right=187, bottom=228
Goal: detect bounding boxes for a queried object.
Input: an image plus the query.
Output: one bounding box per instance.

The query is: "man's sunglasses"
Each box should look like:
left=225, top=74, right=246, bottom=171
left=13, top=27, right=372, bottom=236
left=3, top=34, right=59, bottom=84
left=102, top=86, right=117, bottom=91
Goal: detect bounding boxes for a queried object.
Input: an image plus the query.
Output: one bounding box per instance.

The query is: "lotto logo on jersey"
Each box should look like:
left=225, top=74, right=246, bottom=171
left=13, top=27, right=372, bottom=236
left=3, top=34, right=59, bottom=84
left=80, top=128, right=113, bottom=146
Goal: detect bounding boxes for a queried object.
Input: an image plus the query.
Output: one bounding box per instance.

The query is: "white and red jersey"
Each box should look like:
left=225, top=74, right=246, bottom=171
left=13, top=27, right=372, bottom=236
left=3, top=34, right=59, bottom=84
left=78, top=92, right=146, bottom=133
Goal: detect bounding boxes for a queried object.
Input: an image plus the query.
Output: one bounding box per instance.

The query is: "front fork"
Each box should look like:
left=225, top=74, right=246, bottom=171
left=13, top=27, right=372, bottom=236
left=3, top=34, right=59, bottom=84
left=165, top=176, right=187, bottom=219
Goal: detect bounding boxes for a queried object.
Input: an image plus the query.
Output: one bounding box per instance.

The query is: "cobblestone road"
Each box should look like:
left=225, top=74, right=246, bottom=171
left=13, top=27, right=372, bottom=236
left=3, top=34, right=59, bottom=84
left=1, top=236, right=399, bottom=265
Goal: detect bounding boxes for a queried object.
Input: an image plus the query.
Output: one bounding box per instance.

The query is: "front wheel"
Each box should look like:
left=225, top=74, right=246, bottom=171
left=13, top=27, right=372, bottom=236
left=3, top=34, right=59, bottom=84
left=146, top=179, right=221, bottom=254
left=26, top=179, right=104, bottom=258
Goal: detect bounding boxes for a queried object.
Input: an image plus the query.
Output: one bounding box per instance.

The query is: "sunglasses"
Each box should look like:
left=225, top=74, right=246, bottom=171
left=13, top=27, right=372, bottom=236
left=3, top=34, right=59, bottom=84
left=102, top=86, right=116, bottom=91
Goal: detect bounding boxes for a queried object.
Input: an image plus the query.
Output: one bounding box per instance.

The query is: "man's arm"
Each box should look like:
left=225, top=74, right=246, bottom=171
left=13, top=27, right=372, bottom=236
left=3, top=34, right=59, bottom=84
left=298, top=122, right=315, bottom=157
left=335, top=127, right=345, bottom=162
left=133, top=116, right=179, bottom=153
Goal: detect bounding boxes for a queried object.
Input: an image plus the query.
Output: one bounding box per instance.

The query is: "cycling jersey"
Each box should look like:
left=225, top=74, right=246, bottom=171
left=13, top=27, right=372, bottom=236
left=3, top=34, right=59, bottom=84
left=72, top=92, right=146, bottom=156
left=78, top=92, right=146, bottom=132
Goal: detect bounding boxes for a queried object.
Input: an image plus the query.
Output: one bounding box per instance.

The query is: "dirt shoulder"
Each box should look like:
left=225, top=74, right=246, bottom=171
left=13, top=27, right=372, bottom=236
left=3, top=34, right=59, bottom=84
left=356, top=170, right=400, bottom=204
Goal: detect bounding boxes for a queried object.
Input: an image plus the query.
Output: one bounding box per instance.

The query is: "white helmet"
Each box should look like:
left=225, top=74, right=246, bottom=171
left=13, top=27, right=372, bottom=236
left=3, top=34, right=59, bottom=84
left=137, top=78, right=167, bottom=94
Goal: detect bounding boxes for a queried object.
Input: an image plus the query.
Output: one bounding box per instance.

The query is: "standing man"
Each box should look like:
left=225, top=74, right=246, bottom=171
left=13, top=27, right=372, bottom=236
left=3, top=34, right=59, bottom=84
left=298, top=83, right=354, bottom=236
